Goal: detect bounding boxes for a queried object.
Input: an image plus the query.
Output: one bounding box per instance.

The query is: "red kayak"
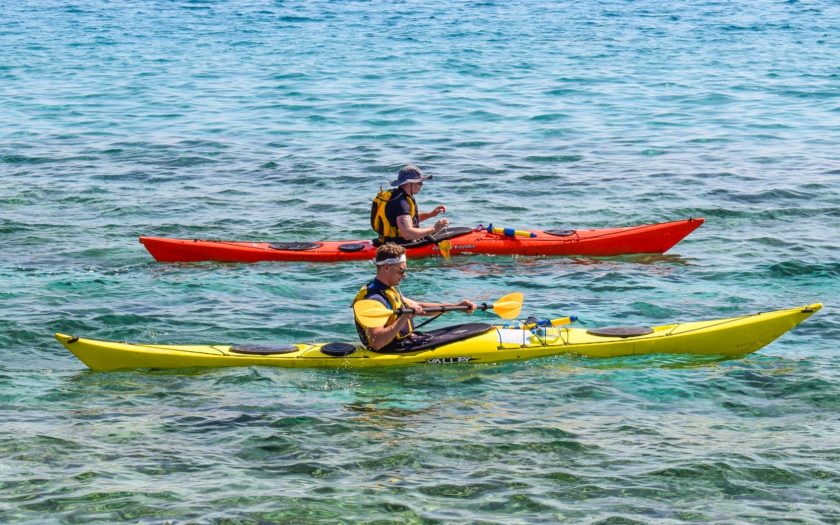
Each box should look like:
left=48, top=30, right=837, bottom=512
left=139, top=218, right=703, bottom=263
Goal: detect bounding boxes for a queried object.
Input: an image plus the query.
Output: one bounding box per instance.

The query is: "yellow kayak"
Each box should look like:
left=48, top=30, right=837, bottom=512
left=55, top=304, right=821, bottom=371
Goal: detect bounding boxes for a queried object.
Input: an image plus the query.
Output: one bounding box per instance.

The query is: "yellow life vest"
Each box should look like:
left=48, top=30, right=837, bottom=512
left=352, top=281, right=414, bottom=348
left=370, top=189, right=417, bottom=242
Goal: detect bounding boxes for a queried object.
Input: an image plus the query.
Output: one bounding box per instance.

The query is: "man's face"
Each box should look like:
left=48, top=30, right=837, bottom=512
left=403, top=181, right=422, bottom=195
left=384, top=262, right=407, bottom=285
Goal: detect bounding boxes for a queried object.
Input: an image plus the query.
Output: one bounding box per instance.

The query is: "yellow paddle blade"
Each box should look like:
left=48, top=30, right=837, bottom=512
left=491, top=292, right=523, bottom=319
left=353, top=299, right=394, bottom=329
left=438, top=239, right=452, bottom=260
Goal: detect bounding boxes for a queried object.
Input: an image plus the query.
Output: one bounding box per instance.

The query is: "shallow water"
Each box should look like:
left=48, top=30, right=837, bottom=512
left=2, top=1, right=839, bottom=523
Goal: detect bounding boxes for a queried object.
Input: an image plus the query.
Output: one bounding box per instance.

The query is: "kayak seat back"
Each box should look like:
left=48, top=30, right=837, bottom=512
left=372, top=226, right=474, bottom=247
left=230, top=344, right=299, bottom=355
left=587, top=326, right=654, bottom=338
left=377, top=323, right=494, bottom=353
left=269, top=242, right=323, bottom=251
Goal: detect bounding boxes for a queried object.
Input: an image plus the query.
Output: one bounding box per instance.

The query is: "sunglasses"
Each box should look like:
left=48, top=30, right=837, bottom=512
left=393, top=266, right=407, bottom=276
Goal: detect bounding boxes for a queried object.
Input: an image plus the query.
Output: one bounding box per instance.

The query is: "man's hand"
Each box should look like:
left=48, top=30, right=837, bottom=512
left=402, top=301, right=426, bottom=317
left=457, top=300, right=477, bottom=313
left=400, top=308, right=422, bottom=323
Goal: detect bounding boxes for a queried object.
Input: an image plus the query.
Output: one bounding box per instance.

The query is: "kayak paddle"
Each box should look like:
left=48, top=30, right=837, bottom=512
left=354, top=292, right=524, bottom=329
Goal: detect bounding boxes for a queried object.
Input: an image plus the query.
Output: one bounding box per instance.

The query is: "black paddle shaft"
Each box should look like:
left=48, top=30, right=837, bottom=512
left=395, top=303, right=490, bottom=315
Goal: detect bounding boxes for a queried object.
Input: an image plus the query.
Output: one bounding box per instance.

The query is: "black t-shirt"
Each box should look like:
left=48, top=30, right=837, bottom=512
left=384, top=188, right=418, bottom=241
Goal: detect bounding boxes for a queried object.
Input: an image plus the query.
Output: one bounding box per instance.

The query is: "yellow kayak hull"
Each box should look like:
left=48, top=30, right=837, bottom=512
left=55, top=304, right=821, bottom=371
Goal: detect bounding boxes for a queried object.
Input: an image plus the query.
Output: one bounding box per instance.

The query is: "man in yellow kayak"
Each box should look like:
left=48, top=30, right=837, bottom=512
left=352, top=243, right=476, bottom=351
left=370, top=165, right=450, bottom=244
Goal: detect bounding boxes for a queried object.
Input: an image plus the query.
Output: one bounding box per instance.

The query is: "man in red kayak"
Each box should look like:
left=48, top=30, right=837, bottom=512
left=352, top=243, right=475, bottom=351
left=370, top=165, right=450, bottom=244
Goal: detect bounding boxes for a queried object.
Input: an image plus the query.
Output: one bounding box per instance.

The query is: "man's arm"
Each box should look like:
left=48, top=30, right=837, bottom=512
left=409, top=297, right=477, bottom=314
left=397, top=215, right=448, bottom=241
left=366, top=315, right=412, bottom=351
left=418, top=205, right=446, bottom=222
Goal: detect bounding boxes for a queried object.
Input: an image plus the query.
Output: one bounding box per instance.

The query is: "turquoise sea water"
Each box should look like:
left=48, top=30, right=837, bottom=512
left=2, top=0, right=839, bottom=523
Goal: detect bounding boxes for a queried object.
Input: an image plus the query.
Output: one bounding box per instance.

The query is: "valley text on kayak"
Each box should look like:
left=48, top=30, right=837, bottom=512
left=352, top=243, right=476, bottom=351
left=371, top=165, right=449, bottom=244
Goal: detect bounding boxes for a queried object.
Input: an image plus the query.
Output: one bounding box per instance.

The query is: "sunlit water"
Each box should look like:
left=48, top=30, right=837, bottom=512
left=2, top=1, right=838, bottom=523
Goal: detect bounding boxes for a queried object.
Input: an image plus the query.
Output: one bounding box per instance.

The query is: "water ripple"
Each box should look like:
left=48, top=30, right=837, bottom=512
left=1, top=0, right=839, bottom=523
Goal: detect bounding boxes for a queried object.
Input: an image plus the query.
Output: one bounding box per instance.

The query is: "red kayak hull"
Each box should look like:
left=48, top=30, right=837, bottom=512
left=140, top=218, right=703, bottom=263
